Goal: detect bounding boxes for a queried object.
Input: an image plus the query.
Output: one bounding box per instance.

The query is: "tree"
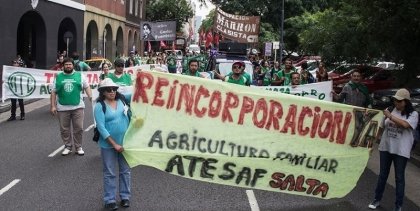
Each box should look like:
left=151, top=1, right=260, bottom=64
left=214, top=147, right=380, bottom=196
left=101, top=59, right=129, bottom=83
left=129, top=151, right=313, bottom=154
left=146, top=0, right=194, bottom=32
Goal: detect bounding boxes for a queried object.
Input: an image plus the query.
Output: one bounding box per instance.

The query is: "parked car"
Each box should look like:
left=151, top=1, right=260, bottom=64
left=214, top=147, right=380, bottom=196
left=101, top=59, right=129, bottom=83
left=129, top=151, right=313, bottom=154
left=330, top=65, right=394, bottom=93
left=84, top=58, right=113, bottom=71
left=374, top=61, right=403, bottom=70
left=372, top=88, right=420, bottom=110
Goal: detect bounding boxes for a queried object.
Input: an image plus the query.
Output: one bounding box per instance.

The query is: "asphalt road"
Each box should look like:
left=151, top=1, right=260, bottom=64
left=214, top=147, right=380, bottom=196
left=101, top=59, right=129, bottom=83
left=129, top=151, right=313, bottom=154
left=0, top=99, right=419, bottom=211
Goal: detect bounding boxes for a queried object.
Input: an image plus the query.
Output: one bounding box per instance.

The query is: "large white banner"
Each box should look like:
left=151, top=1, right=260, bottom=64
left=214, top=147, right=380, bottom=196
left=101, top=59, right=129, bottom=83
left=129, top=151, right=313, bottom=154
left=253, top=81, right=333, bottom=101
left=1, top=65, right=154, bottom=102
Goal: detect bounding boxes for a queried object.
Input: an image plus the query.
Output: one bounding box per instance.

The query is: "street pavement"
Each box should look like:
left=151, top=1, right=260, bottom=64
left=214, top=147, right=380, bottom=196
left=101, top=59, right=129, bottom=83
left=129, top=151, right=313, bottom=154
left=0, top=99, right=419, bottom=211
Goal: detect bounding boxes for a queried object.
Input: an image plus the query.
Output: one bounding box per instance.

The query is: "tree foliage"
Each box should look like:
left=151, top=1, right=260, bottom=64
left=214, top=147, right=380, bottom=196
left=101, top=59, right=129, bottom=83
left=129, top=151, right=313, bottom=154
left=197, top=0, right=420, bottom=84
left=146, top=0, right=194, bottom=32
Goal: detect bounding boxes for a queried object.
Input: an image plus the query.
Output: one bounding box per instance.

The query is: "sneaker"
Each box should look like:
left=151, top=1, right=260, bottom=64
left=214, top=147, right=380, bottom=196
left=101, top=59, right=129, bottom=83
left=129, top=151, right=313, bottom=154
left=7, top=116, right=16, bottom=121
left=61, top=148, right=72, bottom=156
left=104, top=202, right=118, bottom=210
left=120, top=199, right=130, bottom=207
left=368, top=200, right=380, bottom=209
left=76, top=148, right=85, bottom=156
left=394, top=206, right=402, bottom=211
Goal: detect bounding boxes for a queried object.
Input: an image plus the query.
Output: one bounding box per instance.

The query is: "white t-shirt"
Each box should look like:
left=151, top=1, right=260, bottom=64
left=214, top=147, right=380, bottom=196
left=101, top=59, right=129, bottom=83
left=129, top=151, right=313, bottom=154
left=378, top=108, right=419, bottom=158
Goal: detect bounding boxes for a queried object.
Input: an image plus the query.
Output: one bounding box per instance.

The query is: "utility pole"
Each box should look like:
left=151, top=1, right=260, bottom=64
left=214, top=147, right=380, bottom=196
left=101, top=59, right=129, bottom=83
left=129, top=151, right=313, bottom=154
left=279, top=0, right=284, bottom=64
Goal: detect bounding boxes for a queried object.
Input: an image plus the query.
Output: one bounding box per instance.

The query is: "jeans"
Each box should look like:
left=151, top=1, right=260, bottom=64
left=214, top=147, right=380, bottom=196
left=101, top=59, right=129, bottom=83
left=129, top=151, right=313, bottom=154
left=101, top=147, right=131, bottom=204
left=374, top=151, right=408, bottom=207
left=10, top=98, right=24, bottom=117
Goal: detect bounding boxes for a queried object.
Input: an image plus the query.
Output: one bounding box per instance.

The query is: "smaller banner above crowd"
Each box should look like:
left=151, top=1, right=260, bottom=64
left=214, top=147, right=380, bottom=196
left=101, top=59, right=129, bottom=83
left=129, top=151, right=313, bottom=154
left=140, top=21, right=177, bottom=41
left=254, top=81, right=333, bottom=101
left=214, top=8, right=260, bottom=43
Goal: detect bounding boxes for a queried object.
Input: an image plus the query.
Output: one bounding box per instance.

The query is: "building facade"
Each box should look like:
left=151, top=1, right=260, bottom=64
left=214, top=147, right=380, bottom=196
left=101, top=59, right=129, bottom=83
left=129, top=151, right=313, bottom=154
left=0, top=0, right=85, bottom=69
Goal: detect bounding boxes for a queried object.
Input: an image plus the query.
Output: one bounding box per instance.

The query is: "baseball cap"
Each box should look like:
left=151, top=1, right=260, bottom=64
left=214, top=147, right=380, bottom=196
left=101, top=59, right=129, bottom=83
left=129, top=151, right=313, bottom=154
left=392, top=88, right=410, bottom=101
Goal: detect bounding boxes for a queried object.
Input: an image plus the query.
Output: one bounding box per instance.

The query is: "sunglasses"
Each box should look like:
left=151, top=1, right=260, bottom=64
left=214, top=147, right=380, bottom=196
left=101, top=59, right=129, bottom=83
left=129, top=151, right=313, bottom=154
left=116, top=64, right=124, bottom=67
left=232, top=65, right=241, bottom=69
left=104, top=87, right=118, bottom=92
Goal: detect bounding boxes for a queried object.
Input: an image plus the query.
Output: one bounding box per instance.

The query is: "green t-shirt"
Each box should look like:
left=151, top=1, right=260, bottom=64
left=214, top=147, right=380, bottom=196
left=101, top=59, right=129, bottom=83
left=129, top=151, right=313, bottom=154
left=227, top=71, right=251, bottom=86
left=276, top=70, right=294, bottom=86
left=166, top=55, right=177, bottom=68
left=183, top=70, right=201, bottom=77
left=55, top=72, right=82, bottom=105
left=225, top=75, right=247, bottom=86
left=107, top=73, right=132, bottom=86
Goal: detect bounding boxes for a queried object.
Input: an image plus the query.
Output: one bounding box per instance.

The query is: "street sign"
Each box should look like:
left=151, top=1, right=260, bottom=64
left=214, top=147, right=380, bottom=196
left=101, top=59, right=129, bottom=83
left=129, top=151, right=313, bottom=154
left=265, top=42, right=272, bottom=56
left=63, top=31, right=73, bottom=44
left=273, top=41, right=280, bottom=50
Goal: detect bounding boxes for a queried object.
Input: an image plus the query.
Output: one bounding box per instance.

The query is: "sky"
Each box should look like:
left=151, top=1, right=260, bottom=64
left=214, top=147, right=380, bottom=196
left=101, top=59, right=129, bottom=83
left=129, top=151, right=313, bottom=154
left=193, top=0, right=215, bottom=18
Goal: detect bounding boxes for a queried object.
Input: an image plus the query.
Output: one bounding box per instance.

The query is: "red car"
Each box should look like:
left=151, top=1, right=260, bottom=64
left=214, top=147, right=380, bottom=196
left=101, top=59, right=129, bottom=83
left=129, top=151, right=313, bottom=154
left=331, top=65, right=395, bottom=93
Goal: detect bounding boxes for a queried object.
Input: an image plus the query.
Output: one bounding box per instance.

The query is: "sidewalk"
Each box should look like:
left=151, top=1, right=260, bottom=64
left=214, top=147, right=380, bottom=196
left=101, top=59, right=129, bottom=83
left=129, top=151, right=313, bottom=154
left=0, top=99, right=41, bottom=114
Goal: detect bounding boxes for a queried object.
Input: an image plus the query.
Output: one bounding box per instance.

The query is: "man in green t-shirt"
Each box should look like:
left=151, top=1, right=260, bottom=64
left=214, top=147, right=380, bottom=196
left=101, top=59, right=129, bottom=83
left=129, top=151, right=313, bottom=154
left=50, top=57, right=93, bottom=156
left=71, top=52, right=91, bottom=71
left=107, top=58, right=132, bottom=86
left=182, top=59, right=203, bottom=77
left=272, top=58, right=295, bottom=86
left=213, top=61, right=248, bottom=86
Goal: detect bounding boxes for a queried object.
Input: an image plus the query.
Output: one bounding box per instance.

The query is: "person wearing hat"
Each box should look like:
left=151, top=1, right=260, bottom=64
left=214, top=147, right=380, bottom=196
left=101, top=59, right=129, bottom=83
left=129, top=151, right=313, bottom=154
left=213, top=61, right=251, bottom=86
left=7, top=59, right=26, bottom=121
left=369, top=88, right=418, bottom=211
left=94, top=78, right=132, bottom=210
left=50, top=57, right=93, bottom=156
left=107, top=58, right=132, bottom=87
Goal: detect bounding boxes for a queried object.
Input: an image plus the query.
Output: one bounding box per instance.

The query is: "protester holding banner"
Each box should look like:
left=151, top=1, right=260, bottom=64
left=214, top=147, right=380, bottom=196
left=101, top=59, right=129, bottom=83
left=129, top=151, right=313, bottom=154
left=183, top=59, right=203, bottom=77
left=213, top=61, right=248, bottom=86
left=7, top=60, right=25, bottom=121
left=272, top=58, right=295, bottom=86
left=369, top=88, right=418, bottom=211
left=50, top=57, right=92, bottom=156
left=107, top=59, right=132, bottom=86
left=94, top=78, right=132, bottom=210
left=290, top=72, right=301, bottom=87
left=332, top=69, right=372, bottom=108
left=100, top=63, right=110, bottom=81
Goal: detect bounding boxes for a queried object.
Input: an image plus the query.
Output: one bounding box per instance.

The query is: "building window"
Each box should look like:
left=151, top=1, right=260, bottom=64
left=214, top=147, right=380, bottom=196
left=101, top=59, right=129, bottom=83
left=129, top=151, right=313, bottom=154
left=129, top=0, right=133, bottom=14
left=135, top=0, right=139, bottom=16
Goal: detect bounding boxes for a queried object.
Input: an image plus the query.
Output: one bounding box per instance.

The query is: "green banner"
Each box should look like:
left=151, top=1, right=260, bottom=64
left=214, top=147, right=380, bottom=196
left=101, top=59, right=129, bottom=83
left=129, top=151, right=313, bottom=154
left=123, top=71, right=383, bottom=199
